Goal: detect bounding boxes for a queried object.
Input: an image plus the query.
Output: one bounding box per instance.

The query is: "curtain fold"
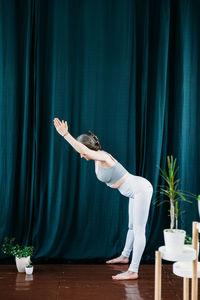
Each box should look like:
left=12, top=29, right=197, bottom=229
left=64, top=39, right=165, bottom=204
left=0, top=0, right=199, bottom=263
left=0, top=0, right=35, bottom=246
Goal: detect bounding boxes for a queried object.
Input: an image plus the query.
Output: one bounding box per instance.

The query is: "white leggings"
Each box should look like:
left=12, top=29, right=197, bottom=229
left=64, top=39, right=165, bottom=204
left=118, top=174, right=153, bottom=273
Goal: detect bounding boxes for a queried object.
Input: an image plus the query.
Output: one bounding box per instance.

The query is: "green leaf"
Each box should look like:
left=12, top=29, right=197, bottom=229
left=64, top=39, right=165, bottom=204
left=160, top=169, right=169, bottom=180
left=176, top=191, right=192, bottom=203
left=156, top=200, right=170, bottom=206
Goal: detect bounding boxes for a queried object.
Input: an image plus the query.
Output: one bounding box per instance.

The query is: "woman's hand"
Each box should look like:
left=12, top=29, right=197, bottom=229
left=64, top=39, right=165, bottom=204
left=53, top=118, right=68, bottom=137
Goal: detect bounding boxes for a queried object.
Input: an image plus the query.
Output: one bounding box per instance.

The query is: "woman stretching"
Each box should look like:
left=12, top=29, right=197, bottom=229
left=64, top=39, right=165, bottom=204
left=53, top=118, right=153, bottom=280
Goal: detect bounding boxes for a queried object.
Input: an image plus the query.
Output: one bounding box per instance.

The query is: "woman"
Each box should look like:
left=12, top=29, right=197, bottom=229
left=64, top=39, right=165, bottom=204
left=53, top=118, right=153, bottom=280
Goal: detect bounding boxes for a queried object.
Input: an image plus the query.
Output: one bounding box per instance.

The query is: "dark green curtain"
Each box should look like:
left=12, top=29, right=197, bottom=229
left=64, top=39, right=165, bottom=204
left=0, top=0, right=200, bottom=263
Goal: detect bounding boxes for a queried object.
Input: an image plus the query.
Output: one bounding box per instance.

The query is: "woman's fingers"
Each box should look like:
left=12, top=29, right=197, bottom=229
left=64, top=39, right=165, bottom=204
left=54, top=120, right=60, bottom=127
left=55, top=122, right=61, bottom=130
left=54, top=118, right=67, bottom=129
left=57, top=119, right=61, bottom=125
left=54, top=118, right=61, bottom=124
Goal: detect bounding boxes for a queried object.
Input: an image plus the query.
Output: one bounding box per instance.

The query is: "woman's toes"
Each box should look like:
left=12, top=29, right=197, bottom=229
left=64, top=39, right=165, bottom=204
left=112, top=271, right=138, bottom=280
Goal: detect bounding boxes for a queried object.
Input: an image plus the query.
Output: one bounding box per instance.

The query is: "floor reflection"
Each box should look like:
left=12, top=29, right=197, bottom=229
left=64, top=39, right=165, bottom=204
left=15, top=273, right=34, bottom=291
left=108, top=265, right=144, bottom=300
left=122, top=282, right=144, bottom=300
left=25, top=274, right=34, bottom=281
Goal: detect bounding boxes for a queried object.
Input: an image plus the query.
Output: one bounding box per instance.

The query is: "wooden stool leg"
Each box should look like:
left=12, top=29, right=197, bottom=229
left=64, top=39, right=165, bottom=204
left=155, top=251, right=162, bottom=300
left=192, top=221, right=198, bottom=300
left=183, top=278, right=189, bottom=300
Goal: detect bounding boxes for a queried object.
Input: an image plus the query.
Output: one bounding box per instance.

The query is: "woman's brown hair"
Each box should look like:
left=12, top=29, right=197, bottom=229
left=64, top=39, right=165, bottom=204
left=76, top=131, right=101, bottom=151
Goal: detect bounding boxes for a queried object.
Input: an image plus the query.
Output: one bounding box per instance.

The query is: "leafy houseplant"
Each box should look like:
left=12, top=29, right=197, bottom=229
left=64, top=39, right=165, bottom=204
left=2, top=237, right=34, bottom=258
left=2, top=237, right=34, bottom=272
left=156, top=155, right=196, bottom=254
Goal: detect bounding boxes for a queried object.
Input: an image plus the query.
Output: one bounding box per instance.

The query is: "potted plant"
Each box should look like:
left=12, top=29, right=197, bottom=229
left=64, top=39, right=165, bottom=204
left=156, top=155, right=196, bottom=254
left=1, top=237, right=34, bottom=273
left=25, top=260, right=34, bottom=275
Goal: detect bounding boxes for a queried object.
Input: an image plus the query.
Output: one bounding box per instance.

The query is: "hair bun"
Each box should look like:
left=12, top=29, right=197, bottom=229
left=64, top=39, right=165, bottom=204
left=88, top=131, right=98, bottom=142
left=88, top=130, right=94, bottom=136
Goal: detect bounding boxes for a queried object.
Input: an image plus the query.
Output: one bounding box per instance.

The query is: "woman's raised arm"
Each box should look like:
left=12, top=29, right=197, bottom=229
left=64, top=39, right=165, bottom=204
left=53, top=118, right=107, bottom=161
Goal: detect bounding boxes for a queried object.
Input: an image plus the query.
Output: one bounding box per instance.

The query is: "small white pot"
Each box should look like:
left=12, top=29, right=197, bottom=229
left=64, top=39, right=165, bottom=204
left=164, top=229, right=186, bottom=255
left=15, top=256, right=30, bottom=273
left=198, top=200, right=200, bottom=218
left=25, top=266, right=34, bottom=275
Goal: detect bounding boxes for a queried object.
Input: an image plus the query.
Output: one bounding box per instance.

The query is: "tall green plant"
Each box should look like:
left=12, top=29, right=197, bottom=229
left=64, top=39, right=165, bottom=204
left=156, top=155, right=195, bottom=231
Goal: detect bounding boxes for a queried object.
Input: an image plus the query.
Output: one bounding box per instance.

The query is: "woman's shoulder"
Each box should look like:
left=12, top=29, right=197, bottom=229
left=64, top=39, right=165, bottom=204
left=99, top=150, right=117, bottom=166
left=104, top=151, right=117, bottom=161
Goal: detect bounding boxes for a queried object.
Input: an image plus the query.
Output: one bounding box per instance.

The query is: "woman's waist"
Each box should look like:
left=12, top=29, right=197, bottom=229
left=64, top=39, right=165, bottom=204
left=108, top=172, right=131, bottom=189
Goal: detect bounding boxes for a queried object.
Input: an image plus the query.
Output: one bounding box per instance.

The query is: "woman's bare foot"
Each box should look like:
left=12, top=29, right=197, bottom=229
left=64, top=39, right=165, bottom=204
left=106, top=255, right=129, bottom=264
left=112, top=270, right=138, bottom=280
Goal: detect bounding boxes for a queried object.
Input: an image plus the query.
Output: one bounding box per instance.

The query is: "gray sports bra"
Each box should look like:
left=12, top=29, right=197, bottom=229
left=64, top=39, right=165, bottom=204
left=96, top=158, right=128, bottom=186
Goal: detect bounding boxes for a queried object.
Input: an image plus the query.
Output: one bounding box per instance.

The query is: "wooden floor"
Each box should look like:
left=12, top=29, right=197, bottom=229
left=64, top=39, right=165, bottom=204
left=0, top=264, right=199, bottom=299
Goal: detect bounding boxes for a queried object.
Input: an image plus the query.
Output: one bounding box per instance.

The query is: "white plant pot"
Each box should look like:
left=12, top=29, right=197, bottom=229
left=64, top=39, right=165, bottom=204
left=25, top=266, right=34, bottom=275
left=15, top=256, right=30, bottom=273
left=198, top=200, right=200, bottom=218
left=164, top=229, right=186, bottom=255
